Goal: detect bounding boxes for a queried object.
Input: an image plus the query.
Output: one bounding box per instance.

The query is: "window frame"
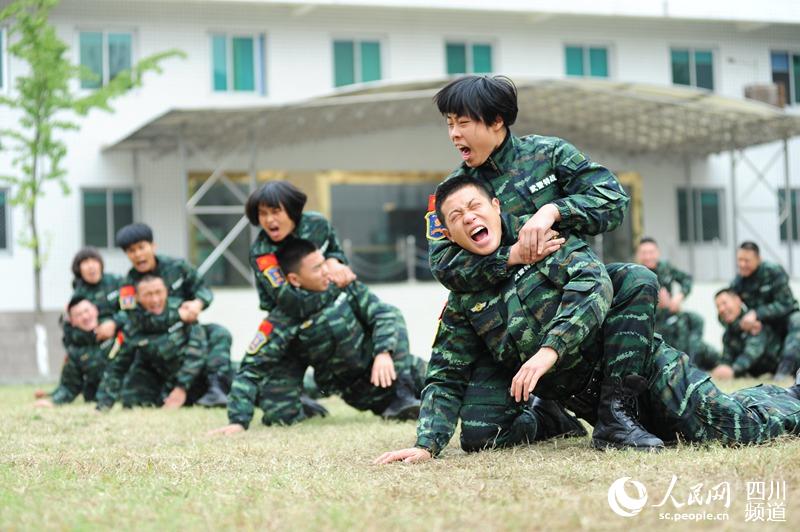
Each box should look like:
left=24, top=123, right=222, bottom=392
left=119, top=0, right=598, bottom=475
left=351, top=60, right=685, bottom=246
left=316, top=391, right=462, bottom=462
left=75, top=28, right=137, bottom=89
left=209, top=31, right=266, bottom=94
left=80, top=187, right=137, bottom=249
left=770, top=49, right=800, bottom=106
left=676, top=187, right=725, bottom=245
left=444, top=39, right=495, bottom=75
left=0, top=187, right=10, bottom=254
left=331, top=36, right=385, bottom=88
left=778, top=186, right=800, bottom=242
left=563, top=43, right=612, bottom=79
left=669, top=46, right=716, bottom=91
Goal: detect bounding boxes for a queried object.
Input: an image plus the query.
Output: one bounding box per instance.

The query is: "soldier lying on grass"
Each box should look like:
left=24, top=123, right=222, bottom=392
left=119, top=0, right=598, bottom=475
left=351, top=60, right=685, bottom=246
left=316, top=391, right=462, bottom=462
left=376, top=176, right=800, bottom=464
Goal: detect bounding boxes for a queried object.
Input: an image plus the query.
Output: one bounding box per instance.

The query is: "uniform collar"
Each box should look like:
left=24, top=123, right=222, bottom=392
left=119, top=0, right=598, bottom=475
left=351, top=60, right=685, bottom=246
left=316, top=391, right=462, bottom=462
left=475, top=129, right=515, bottom=177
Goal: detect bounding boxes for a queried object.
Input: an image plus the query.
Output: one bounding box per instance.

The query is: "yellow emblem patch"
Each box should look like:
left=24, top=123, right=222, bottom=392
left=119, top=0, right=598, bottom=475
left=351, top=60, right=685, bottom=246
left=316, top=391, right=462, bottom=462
left=470, top=302, right=487, bottom=313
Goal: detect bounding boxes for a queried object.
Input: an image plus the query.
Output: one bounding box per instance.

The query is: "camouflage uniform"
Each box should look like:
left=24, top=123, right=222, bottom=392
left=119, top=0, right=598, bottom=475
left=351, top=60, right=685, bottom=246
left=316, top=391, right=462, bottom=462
left=228, top=281, right=427, bottom=429
left=427, top=133, right=658, bottom=381
left=51, top=328, right=124, bottom=404
left=416, top=218, right=800, bottom=454
left=96, top=299, right=230, bottom=408
left=649, top=261, right=718, bottom=368
left=731, top=261, right=800, bottom=373
left=718, top=308, right=783, bottom=377
left=61, top=273, right=122, bottom=346
left=249, top=211, right=348, bottom=318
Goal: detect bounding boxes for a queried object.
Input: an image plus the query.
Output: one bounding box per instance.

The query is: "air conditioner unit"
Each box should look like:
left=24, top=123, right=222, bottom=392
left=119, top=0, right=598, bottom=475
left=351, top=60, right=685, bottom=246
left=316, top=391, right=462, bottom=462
left=744, top=83, right=784, bottom=107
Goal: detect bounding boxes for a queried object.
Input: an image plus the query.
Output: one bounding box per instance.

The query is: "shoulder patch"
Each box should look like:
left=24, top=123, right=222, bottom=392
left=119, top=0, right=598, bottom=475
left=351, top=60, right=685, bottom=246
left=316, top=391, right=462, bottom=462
left=246, top=320, right=274, bottom=354
left=470, top=301, right=487, bottom=313
left=425, top=195, right=446, bottom=241
left=300, top=319, right=313, bottom=329
left=119, top=285, right=136, bottom=310
left=256, top=254, right=286, bottom=288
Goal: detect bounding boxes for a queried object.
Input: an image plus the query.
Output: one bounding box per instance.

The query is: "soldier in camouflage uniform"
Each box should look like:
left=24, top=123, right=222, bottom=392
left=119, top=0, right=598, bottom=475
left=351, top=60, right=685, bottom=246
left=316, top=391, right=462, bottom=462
left=635, top=237, right=719, bottom=367
left=709, top=289, right=783, bottom=378
left=35, top=297, right=124, bottom=407
left=376, top=181, right=800, bottom=464
left=731, top=241, right=800, bottom=379
left=96, top=275, right=225, bottom=409
left=100, top=223, right=232, bottom=406
left=424, top=75, right=662, bottom=448
left=210, top=239, right=435, bottom=435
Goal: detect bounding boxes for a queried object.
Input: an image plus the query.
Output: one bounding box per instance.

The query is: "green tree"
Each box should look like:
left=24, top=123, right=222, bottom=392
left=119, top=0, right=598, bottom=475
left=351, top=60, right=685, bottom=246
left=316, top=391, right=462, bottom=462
left=0, top=0, right=183, bottom=335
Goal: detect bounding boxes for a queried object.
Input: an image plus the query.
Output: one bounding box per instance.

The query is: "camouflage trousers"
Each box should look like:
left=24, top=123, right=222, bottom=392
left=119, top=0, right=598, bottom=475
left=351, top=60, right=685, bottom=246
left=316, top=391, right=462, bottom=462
left=656, top=309, right=720, bottom=370
left=121, top=323, right=233, bottom=407
left=777, top=310, right=800, bottom=372
left=639, top=339, right=800, bottom=444
left=255, top=353, right=428, bottom=426
left=601, top=263, right=658, bottom=380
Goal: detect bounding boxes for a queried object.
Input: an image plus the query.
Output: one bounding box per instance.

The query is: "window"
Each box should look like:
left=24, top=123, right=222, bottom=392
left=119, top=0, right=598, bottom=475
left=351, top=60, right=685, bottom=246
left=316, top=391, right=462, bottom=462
left=671, top=48, right=714, bottom=90
left=0, top=189, right=8, bottom=251
left=771, top=51, right=800, bottom=106
left=677, top=188, right=724, bottom=243
left=79, top=31, right=133, bottom=89
left=211, top=33, right=266, bottom=93
left=565, top=46, right=609, bottom=78
left=778, top=187, right=800, bottom=242
left=446, top=42, right=492, bottom=75
left=333, top=40, right=381, bottom=87
left=82, top=189, right=134, bottom=248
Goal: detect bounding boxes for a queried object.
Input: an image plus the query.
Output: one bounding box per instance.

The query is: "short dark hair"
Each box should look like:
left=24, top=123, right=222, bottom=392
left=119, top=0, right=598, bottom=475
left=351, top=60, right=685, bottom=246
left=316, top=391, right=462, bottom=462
left=71, top=247, right=104, bottom=280
left=433, top=75, right=518, bottom=127
left=715, top=288, right=738, bottom=300
left=135, top=273, right=165, bottom=289
left=116, top=223, right=153, bottom=250
left=434, top=174, right=495, bottom=228
left=638, top=237, right=658, bottom=247
left=739, top=241, right=760, bottom=255
left=275, top=238, right=318, bottom=275
left=67, top=295, right=90, bottom=313
left=245, top=181, right=307, bottom=228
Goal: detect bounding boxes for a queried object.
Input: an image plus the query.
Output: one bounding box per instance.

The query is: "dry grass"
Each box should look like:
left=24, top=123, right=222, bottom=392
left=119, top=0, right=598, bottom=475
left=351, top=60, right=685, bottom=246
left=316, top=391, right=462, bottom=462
left=1, top=378, right=799, bottom=531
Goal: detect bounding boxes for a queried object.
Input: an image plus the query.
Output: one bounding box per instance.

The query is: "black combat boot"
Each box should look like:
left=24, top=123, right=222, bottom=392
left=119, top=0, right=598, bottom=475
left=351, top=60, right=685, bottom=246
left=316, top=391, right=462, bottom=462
left=381, top=375, right=421, bottom=421
left=196, top=374, right=229, bottom=407
left=774, top=359, right=797, bottom=381
left=529, top=397, right=588, bottom=439
left=591, top=375, right=664, bottom=451
left=300, top=394, right=329, bottom=418
left=786, top=369, right=800, bottom=400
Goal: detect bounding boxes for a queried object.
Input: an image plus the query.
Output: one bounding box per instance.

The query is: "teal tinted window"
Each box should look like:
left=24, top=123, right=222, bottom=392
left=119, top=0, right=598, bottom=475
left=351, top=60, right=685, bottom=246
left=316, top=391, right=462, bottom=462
left=108, top=33, right=132, bottom=81
left=793, top=54, right=800, bottom=104
left=677, top=189, right=689, bottom=243
left=0, top=189, right=7, bottom=250
left=83, top=190, right=108, bottom=247
left=694, top=50, right=713, bottom=90
left=446, top=43, right=467, bottom=75
left=677, top=188, right=723, bottom=243
left=472, top=44, right=492, bottom=73
left=565, top=46, right=584, bottom=76
left=360, top=41, right=381, bottom=82
left=80, top=32, right=104, bottom=89
left=779, top=188, right=800, bottom=242
left=334, top=40, right=355, bottom=87
left=698, top=190, right=720, bottom=241
left=232, top=37, right=254, bottom=91
left=211, top=35, right=227, bottom=91
left=112, top=191, right=134, bottom=236
left=671, top=49, right=691, bottom=86
left=589, top=47, right=608, bottom=77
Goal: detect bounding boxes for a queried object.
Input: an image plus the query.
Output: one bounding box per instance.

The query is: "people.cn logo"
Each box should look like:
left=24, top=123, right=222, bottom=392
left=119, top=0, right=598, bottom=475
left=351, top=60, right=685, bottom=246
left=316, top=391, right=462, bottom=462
left=607, top=477, right=648, bottom=518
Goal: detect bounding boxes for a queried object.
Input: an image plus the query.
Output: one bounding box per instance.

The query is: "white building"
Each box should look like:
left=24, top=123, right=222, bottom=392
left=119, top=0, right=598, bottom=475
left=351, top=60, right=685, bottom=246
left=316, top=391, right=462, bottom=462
left=2, top=0, right=800, bottom=376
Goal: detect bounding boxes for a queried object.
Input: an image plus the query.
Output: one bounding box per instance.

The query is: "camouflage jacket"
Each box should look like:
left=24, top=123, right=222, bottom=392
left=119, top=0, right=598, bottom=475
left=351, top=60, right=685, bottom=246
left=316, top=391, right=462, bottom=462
left=113, top=254, right=214, bottom=325
left=249, top=211, right=349, bottom=318
left=721, top=308, right=783, bottom=377
left=730, top=261, right=799, bottom=323
left=61, top=273, right=122, bottom=347
left=52, top=328, right=123, bottom=404
left=427, top=132, right=628, bottom=292
left=652, top=261, right=692, bottom=297
left=97, top=298, right=207, bottom=409
left=229, top=281, right=400, bottom=428
left=416, top=214, right=612, bottom=455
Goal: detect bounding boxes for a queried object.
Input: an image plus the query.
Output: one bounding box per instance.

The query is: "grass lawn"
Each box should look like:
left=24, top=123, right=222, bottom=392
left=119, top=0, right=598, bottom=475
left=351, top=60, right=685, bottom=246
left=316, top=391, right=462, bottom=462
left=1, top=379, right=799, bottom=531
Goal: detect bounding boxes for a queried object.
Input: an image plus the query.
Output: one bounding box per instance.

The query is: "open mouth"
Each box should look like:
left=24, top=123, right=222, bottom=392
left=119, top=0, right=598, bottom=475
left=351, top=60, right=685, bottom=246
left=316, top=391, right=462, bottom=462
left=457, top=144, right=472, bottom=160
left=470, top=225, right=489, bottom=243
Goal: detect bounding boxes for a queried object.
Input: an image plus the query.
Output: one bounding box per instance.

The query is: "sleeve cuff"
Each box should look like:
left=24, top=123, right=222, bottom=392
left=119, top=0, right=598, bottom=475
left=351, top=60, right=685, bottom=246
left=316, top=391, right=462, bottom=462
left=415, top=437, right=441, bottom=457
left=552, top=200, right=572, bottom=223
left=540, top=336, right=566, bottom=365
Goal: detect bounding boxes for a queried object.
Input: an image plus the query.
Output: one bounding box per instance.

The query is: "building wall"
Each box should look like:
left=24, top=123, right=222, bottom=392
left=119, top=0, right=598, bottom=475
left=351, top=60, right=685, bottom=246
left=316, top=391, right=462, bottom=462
left=1, top=0, right=800, bottom=314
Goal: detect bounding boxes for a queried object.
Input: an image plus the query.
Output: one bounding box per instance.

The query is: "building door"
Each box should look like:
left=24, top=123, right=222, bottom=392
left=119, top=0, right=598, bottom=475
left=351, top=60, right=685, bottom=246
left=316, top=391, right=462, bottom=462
left=589, top=171, right=643, bottom=263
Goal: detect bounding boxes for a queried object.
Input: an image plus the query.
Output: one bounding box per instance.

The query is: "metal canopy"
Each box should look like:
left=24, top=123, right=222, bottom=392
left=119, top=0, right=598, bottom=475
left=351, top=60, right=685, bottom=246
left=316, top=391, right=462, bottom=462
left=107, top=77, right=800, bottom=156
